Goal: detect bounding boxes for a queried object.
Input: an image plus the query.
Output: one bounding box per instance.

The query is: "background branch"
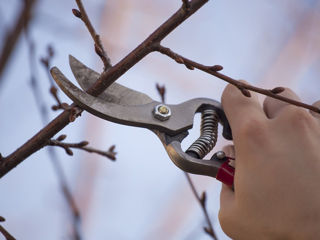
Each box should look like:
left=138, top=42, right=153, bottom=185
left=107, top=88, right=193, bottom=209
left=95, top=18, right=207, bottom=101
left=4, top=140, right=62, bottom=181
left=0, top=217, right=16, bottom=240
left=185, top=174, right=217, bottom=239
left=0, top=0, right=37, bottom=84
left=25, top=36, right=82, bottom=240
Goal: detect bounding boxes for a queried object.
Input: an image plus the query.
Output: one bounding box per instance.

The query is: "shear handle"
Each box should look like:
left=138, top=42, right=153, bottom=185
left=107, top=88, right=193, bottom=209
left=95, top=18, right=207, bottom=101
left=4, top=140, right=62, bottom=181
left=155, top=131, right=235, bottom=186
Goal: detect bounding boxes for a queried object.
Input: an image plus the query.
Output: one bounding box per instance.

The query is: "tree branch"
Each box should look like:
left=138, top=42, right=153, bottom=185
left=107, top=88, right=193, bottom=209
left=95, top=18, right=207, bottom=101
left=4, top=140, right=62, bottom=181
left=154, top=44, right=320, bottom=114
left=0, top=0, right=208, bottom=178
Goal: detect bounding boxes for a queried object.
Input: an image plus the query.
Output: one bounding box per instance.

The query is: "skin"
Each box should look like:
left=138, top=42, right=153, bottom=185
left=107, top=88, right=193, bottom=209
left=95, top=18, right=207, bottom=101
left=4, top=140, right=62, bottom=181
left=219, top=83, right=320, bottom=240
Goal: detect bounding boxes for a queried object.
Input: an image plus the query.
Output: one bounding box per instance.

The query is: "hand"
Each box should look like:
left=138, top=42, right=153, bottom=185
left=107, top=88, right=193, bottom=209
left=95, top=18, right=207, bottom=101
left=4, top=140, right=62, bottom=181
left=218, top=83, right=320, bottom=240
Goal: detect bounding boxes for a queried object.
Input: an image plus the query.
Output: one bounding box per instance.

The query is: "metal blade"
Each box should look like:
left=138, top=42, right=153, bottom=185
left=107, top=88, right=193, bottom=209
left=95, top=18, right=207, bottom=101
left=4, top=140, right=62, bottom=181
left=69, top=55, right=153, bottom=105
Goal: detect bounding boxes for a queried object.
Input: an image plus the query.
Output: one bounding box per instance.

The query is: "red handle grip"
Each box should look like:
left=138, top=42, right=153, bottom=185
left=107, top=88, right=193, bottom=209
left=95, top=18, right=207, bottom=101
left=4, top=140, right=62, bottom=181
left=216, top=159, right=235, bottom=186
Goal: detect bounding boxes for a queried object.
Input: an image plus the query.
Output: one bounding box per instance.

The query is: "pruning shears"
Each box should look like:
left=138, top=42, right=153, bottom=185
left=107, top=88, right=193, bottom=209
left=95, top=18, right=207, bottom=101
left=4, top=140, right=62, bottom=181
left=50, top=56, right=235, bottom=186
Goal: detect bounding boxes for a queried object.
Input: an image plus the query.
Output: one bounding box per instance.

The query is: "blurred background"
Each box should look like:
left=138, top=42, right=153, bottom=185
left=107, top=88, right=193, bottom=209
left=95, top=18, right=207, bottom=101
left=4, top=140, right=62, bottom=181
left=0, top=0, right=319, bottom=239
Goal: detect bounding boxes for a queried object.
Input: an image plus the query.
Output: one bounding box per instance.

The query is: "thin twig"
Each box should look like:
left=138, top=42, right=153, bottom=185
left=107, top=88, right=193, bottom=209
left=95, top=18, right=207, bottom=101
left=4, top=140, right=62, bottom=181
left=156, top=83, right=166, bottom=103
left=47, top=137, right=116, bottom=161
left=185, top=173, right=217, bottom=239
left=0, top=0, right=37, bottom=84
left=39, top=46, right=74, bottom=114
left=0, top=217, right=16, bottom=240
left=0, top=226, right=16, bottom=240
left=154, top=44, right=320, bottom=114
left=73, top=0, right=111, bottom=70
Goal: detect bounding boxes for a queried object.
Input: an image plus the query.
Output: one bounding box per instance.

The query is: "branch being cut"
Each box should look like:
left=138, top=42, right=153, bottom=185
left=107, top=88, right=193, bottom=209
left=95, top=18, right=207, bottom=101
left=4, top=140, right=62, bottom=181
left=0, top=0, right=209, bottom=178
left=154, top=44, right=320, bottom=114
left=73, top=0, right=112, bottom=70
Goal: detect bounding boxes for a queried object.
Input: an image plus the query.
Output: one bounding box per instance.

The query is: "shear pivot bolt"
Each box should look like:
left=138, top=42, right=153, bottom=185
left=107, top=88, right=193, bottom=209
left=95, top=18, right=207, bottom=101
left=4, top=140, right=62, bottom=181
left=153, top=104, right=171, bottom=121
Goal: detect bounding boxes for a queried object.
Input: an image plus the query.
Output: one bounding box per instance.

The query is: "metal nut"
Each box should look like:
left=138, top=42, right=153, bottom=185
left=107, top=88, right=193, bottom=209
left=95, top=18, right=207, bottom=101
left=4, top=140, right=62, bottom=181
left=153, top=104, right=171, bottom=121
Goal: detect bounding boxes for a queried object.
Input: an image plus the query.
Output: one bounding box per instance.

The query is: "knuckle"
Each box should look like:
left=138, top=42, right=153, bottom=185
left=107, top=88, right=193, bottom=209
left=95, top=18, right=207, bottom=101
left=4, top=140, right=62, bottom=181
left=222, top=84, right=242, bottom=105
left=281, top=106, right=316, bottom=130
left=237, top=117, right=268, bottom=141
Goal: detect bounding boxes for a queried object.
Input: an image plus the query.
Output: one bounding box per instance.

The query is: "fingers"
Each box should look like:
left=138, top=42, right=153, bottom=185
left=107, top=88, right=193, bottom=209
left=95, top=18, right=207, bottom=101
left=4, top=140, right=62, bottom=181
left=263, top=88, right=301, bottom=119
left=221, top=82, right=266, bottom=136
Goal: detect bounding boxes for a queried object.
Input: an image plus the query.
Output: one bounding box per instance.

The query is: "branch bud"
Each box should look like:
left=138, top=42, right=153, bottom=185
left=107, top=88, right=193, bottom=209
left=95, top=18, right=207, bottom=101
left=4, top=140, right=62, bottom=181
left=186, top=64, right=194, bottom=70
left=50, top=86, right=58, bottom=95
left=108, top=145, right=116, bottom=153
left=270, top=87, right=285, bottom=94
left=65, top=148, right=73, bottom=156
left=57, top=134, right=67, bottom=141
left=51, top=105, right=59, bottom=111
left=69, top=108, right=77, bottom=122
left=200, top=191, right=207, bottom=206
left=72, top=9, right=82, bottom=18
left=209, top=65, right=223, bottom=72
left=175, top=57, right=184, bottom=64
left=239, top=88, right=251, bottom=97
left=79, top=141, right=89, bottom=147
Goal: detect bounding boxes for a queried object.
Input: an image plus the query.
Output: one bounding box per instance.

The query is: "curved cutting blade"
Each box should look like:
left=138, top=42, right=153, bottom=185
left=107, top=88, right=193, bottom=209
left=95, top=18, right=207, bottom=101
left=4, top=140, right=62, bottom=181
left=69, top=55, right=153, bottom=105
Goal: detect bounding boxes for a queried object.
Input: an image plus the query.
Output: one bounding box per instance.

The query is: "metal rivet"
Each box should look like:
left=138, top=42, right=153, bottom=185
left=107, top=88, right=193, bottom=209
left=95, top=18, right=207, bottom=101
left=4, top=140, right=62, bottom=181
left=153, top=104, right=171, bottom=121
left=158, top=105, right=169, bottom=114
left=216, top=151, right=226, bottom=160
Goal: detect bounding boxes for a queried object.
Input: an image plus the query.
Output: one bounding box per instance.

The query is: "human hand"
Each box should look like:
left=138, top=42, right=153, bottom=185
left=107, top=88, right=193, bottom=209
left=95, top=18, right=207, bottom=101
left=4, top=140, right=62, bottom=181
left=218, top=84, right=320, bottom=240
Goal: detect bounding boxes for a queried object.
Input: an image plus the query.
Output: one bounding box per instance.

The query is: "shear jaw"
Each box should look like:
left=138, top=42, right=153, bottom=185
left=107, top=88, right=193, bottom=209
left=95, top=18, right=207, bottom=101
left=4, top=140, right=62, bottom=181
left=50, top=56, right=230, bottom=136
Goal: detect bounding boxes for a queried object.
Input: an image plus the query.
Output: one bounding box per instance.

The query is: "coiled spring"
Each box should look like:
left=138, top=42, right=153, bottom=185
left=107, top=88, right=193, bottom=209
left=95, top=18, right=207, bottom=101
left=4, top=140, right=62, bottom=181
left=186, top=108, right=219, bottom=159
